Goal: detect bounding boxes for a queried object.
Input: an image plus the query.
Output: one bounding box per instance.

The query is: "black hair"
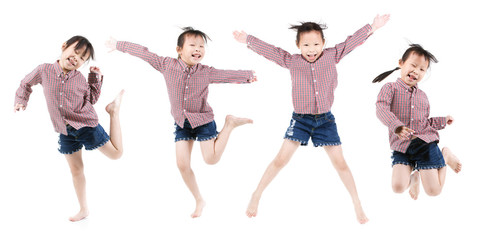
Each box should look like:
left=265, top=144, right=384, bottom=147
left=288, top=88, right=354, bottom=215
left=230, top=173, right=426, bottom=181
left=289, top=22, right=328, bottom=45
left=177, top=27, right=211, bottom=48
left=372, top=44, right=438, bottom=83
left=64, top=35, right=95, bottom=61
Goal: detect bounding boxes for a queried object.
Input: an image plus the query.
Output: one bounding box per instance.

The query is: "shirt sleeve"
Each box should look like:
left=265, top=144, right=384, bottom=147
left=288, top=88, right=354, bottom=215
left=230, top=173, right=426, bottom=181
left=246, top=35, right=293, bottom=69
left=428, top=117, right=447, bottom=130
left=208, top=67, right=254, bottom=84
left=376, top=83, right=405, bottom=133
left=332, top=24, right=372, bottom=63
left=116, top=41, right=169, bottom=73
left=14, top=64, right=44, bottom=107
left=86, top=73, right=103, bottom=105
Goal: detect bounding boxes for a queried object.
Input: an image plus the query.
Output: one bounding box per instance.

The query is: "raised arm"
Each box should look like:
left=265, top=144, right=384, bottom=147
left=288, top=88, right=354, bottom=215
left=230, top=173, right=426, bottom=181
left=87, top=66, right=104, bottom=105
left=106, top=37, right=169, bottom=73
left=14, top=65, right=44, bottom=112
left=333, top=14, right=390, bottom=63
left=233, top=30, right=293, bottom=69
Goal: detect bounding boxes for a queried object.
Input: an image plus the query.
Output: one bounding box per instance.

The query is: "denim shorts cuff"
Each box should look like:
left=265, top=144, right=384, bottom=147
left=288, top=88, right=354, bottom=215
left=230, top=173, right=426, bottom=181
left=85, top=137, right=110, bottom=151
left=198, top=133, right=218, bottom=142
left=59, top=147, right=82, bottom=155
left=175, top=137, right=196, bottom=142
left=392, top=162, right=415, bottom=168
left=417, top=164, right=446, bottom=170
left=284, top=136, right=308, bottom=146
left=313, top=141, right=342, bottom=147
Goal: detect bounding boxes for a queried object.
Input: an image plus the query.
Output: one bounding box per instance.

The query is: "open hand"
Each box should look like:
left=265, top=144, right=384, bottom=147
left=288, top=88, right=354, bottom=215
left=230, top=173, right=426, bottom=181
left=370, top=14, right=390, bottom=33
left=90, top=66, right=102, bottom=75
left=105, top=37, right=118, bottom=52
left=233, top=30, right=248, bottom=44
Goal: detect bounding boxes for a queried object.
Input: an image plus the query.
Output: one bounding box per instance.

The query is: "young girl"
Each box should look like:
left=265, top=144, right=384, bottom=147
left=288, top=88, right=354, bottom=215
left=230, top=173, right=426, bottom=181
left=374, top=44, right=461, bottom=200
left=14, top=35, right=125, bottom=222
left=233, top=14, right=389, bottom=224
left=105, top=27, right=257, bottom=218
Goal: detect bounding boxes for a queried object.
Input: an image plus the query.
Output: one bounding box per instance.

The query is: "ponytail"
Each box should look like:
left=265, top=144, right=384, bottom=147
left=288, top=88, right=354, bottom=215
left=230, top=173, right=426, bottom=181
left=372, top=67, right=400, bottom=83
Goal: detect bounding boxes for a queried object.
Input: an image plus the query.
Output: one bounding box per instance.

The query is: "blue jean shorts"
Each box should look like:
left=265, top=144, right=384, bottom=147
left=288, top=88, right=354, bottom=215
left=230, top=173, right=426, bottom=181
left=174, top=119, right=218, bottom=142
left=392, top=138, right=446, bottom=170
left=58, top=124, right=110, bottom=154
left=284, top=112, right=341, bottom=147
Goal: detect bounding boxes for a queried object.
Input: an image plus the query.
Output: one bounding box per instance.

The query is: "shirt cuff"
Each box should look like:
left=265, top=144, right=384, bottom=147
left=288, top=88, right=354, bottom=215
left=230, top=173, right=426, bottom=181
left=88, top=73, right=103, bottom=83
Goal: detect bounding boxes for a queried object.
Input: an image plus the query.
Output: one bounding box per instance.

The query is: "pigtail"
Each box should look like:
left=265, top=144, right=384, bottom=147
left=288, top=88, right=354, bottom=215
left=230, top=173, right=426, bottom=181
left=372, top=67, right=400, bottom=83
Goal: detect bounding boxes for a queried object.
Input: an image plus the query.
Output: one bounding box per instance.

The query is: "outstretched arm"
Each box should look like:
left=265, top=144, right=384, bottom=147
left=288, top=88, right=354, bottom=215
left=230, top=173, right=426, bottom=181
left=233, top=30, right=293, bottom=69
left=87, top=66, right=104, bottom=105
left=106, top=37, right=169, bottom=73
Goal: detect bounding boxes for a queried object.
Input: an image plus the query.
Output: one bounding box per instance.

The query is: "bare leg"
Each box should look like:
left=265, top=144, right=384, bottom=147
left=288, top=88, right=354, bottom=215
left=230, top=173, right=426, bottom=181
left=65, top=150, right=89, bottom=222
left=392, top=164, right=419, bottom=200
left=323, top=145, right=368, bottom=224
left=246, top=139, right=300, bottom=218
left=442, top=147, right=462, bottom=173
left=98, top=90, right=124, bottom=160
left=176, top=140, right=205, bottom=218
left=199, top=115, right=252, bottom=165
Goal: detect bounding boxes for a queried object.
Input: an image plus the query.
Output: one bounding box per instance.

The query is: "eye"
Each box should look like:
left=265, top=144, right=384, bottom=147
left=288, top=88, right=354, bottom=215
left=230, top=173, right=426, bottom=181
left=420, top=68, right=425, bottom=72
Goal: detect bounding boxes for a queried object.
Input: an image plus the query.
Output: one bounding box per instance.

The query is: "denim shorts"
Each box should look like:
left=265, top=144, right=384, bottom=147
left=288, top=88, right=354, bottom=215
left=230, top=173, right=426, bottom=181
left=284, top=112, right=341, bottom=147
left=58, top=124, right=110, bottom=154
left=174, top=119, right=218, bottom=142
left=392, top=138, right=446, bottom=170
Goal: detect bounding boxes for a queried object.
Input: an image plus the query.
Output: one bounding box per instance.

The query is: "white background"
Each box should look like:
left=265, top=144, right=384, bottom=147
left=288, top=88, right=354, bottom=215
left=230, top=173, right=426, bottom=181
left=1, top=0, right=479, bottom=239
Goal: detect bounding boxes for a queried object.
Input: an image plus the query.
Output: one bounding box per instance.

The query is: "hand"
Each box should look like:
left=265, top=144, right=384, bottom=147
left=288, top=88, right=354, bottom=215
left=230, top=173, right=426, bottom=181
left=370, top=14, right=390, bottom=33
left=248, top=75, right=258, bottom=83
left=105, top=37, right=118, bottom=52
left=14, top=103, right=26, bottom=112
left=233, top=30, right=248, bottom=44
left=395, top=126, right=415, bottom=140
left=446, top=115, right=454, bottom=125
left=90, top=66, right=102, bottom=75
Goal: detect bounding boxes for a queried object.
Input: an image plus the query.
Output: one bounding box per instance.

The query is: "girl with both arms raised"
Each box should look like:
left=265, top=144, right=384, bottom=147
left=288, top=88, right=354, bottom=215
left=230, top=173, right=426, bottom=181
left=14, top=36, right=125, bottom=222
left=374, top=44, right=461, bottom=200
left=106, top=27, right=257, bottom=218
left=234, top=14, right=389, bottom=224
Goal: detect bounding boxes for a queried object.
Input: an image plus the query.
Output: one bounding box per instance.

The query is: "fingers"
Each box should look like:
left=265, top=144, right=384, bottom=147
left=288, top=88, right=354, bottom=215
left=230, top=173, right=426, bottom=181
left=446, top=115, right=454, bottom=125
left=233, top=30, right=247, bottom=43
left=14, top=104, right=25, bottom=112
left=396, top=126, right=415, bottom=140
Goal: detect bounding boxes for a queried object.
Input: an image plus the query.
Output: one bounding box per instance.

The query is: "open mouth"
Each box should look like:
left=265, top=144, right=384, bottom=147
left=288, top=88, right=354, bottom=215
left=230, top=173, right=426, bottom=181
left=67, top=57, right=76, bottom=67
left=407, top=73, right=417, bottom=81
left=306, top=53, right=317, bottom=61
left=191, top=53, right=202, bottom=59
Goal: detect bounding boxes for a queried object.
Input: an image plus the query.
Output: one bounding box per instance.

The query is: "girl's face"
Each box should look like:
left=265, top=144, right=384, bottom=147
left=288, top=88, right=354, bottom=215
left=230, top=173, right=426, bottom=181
left=177, top=34, right=205, bottom=67
left=297, top=31, right=325, bottom=63
left=59, top=41, right=90, bottom=74
left=399, top=52, right=429, bottom=87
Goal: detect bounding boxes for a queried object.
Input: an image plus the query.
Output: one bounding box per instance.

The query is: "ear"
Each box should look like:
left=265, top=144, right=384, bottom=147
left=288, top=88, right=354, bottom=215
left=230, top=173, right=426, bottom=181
left=61, top=42, right=67, bottom=51
left=176, top=46, right=182, bottom=55
left=398, top=59, right=404, bottom=67
left=296, top=40, right=300, bottom=49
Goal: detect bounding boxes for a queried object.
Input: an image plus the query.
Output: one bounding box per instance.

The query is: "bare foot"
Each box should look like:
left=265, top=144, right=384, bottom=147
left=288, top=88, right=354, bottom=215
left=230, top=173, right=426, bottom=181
left=442, top=147, right=462, bottom=173
left=191, top=200, right=206, bottom=218
left=353, top=201, right=369, bottom=224
left=69, top=209, right=89, bottom=222
left=105, top=89, right=125, bottom=116
left=225, top=115, right=253, bottom=129
left=409, top=171, right=420, bottom=200
left=246, top=193, right=260, bottom=218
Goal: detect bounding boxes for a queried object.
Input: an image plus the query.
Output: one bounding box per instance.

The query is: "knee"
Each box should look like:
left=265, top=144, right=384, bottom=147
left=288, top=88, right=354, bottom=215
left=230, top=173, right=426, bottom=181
left=108, top=151, right=123, bottom=160
left=392, top=182, right=407, bottom=194
left=424, top=187, right=442, bottom=197
left=203, top=156, right=219, bottom=165
left=332, top=159, right=349, bottom=172
left=273, top=155, right=289, bottom=169
left=69, top=164, right=84, bottom=177
left=176, top=159, right=191, bottom=173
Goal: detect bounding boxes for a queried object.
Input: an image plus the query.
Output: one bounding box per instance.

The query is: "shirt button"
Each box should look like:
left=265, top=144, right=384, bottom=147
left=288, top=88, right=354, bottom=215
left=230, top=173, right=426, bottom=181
left=60, top=105, right=62, bottom=107
left=183, top=109, right=186, bottom=112
left=60, top=92, right=63, bottom=96
left=184, top=98, right=187, bottom=101
left=411, top=105, right=414, bottom=108
left=313, top=79, right=317, bottom=82
left=315, top=92, right=319, bottom=94
left=62, top=81, right=65, bottom=83
left=187, top=75, right=190, bottom=78
left=186, top=86, right=188, bottom=89
left=312, top=68, right=315, bottom=71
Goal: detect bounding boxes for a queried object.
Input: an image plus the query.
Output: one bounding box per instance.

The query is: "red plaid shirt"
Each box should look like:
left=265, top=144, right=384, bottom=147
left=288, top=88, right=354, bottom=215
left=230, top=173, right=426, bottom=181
left=376, top=78, right=447, bottom=153
left=116, top=41, right=254, bottom=128
left=15, top=62, right=103, bottom=135
left=246, top=24, right=372, bottom=114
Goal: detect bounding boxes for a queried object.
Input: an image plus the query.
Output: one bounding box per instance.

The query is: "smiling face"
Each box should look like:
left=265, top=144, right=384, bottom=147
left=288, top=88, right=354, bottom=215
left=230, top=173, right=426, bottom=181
left=399, top=52, right=430, bottom=87
left=176, top=34, right=205, bottom=67
left=58, top=41, right=90, bottom=74
left=297, top=31, right=325, bottom=63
